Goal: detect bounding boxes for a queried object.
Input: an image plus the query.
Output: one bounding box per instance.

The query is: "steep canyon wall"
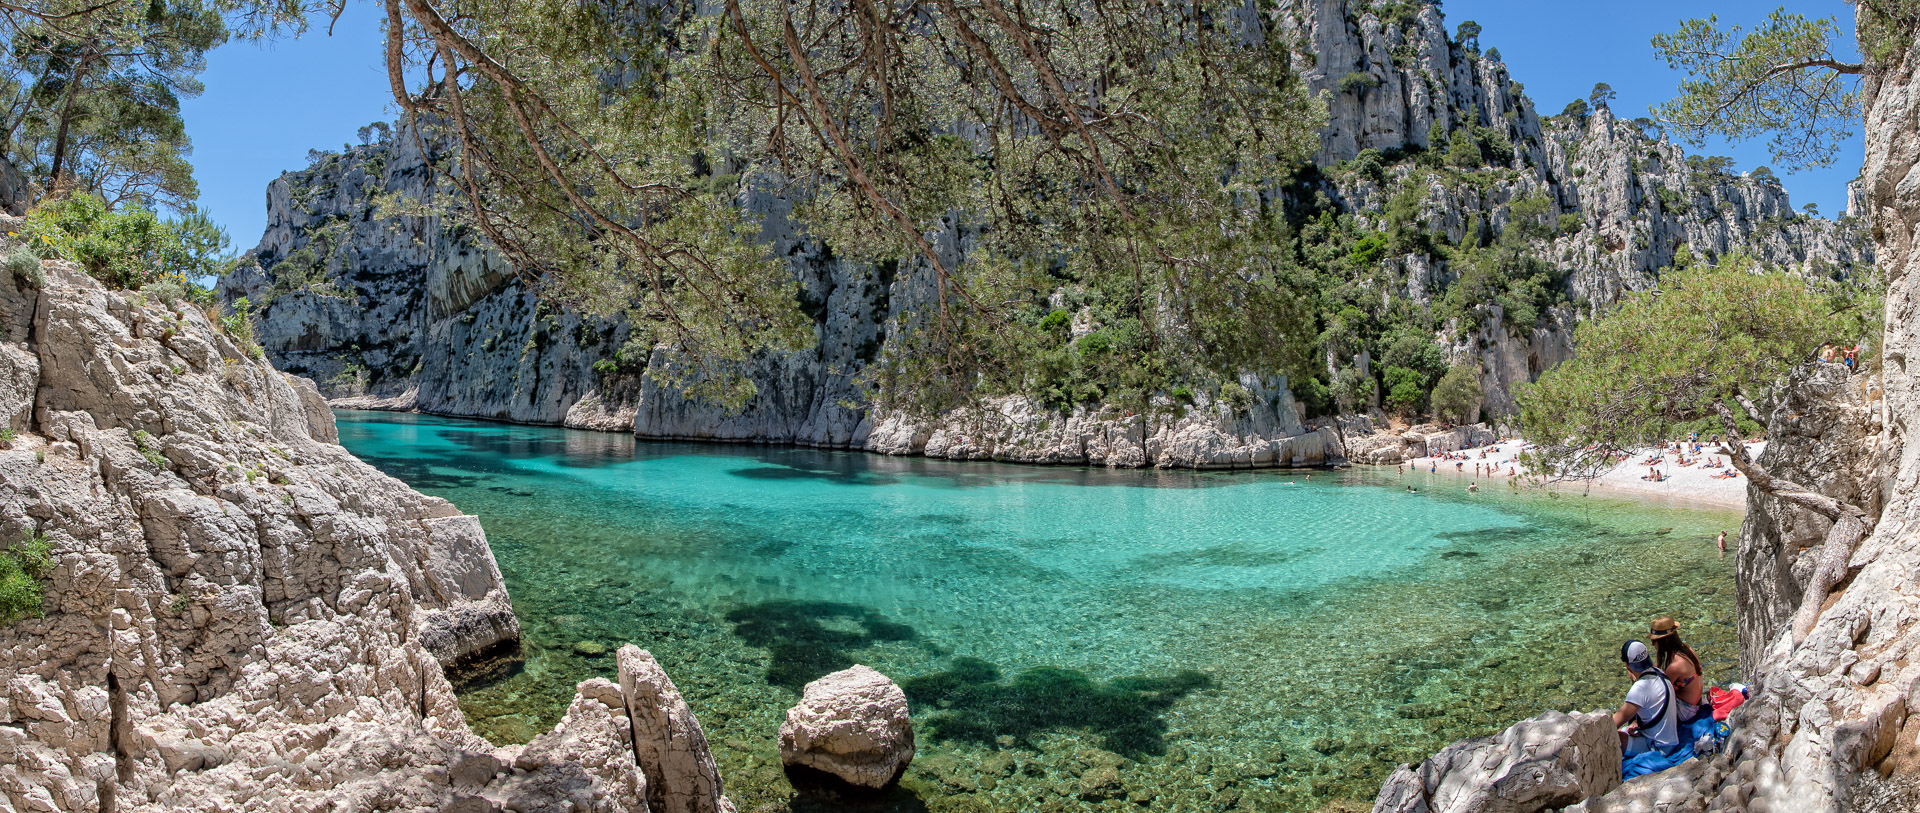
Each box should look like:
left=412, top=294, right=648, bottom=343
left=224, top=0, right=1870, bottom=466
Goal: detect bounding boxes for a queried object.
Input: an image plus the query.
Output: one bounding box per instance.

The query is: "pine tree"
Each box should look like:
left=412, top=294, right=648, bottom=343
left=377, top=0, right=1329, bottom=415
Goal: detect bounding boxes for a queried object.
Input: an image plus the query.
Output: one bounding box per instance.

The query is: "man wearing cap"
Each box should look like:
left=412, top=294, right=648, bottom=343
left=1613, top=640, right=1682, bottom=757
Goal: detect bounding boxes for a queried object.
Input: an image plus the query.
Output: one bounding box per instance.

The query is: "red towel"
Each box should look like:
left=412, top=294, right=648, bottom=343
left=1710, top=686, right=1748, bottom=721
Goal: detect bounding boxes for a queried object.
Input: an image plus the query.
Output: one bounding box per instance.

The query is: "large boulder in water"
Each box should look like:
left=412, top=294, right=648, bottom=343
left=1372, top=710, right=1621, bottom=813
left=778, top=665, right=916, bottom=790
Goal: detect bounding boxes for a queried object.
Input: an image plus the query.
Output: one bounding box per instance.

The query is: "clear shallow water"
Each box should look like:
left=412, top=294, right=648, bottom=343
left=335, top=410, right=1741, bottom=812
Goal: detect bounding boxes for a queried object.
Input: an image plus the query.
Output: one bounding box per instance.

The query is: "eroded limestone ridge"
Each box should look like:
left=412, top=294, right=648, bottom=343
left=0, top=251, right=731, bottom=811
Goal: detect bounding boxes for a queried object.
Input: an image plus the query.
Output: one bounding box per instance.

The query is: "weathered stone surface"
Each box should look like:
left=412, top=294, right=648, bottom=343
left=1371, top=710, right=1619, bottom=813
left=1345, top=422, right=1500, bottom=464
left=1736, top=362, right=1889, bottom=675
left=617, top=646, right=733, bottom=813
left=512, top=679, right=652, bottom=813
left=0, top=265, right=713, bottom=812
left=778, top=665, right=915, bottom=791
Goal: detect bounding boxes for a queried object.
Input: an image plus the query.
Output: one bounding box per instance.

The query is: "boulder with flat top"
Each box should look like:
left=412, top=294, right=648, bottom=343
left=778, top=665, right=916, bottom=791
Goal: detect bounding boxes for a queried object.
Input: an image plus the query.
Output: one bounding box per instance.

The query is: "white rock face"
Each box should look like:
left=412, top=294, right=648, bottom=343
left=1345, top=422, right=1500, bottom=464
left=0, top=259, right=729, bottom=812
left=777, top=665, right=915, bottom=790
left=617, top=646, right=733, bottom=813
left=1372, top=710, right=1621, bottom=813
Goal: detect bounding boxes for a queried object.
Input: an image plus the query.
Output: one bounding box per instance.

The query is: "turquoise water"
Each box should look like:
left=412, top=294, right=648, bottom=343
left=335, top=410, right=1740, bottom=812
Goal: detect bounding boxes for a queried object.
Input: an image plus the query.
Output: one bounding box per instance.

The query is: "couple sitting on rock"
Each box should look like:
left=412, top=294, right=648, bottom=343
left=1613, top=617, right=1739, bottom=778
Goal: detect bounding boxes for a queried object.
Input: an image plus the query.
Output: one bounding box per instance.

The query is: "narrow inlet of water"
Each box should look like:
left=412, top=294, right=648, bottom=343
left=335, top=410, right=1740, bottom=812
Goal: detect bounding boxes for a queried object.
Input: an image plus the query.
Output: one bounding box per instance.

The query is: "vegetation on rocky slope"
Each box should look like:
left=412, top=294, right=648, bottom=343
left=19, top=192, right=230, bottom=291
left=0, top=529, right=52, bottom=625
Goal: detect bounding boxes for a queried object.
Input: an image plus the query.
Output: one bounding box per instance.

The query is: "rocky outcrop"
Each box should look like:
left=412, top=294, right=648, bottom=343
left=1345, top=421, right=1500, bottom=464
left=0, top=252, right=731, bottom=811
left=228, top=0, right=1870, bottom=464
left=1372, top=710, right=1620, bottom=813
left=1286, top=2, right=1869, bottom=306
left=616, top=646, right=733, bottom=813
left=1736, top=362, right=1891, bottom=675
left=218, top=135, right=643, bottom=432
left=777, top=665, right=915, bottom=791
left=0, top=153, right=26, bottom=216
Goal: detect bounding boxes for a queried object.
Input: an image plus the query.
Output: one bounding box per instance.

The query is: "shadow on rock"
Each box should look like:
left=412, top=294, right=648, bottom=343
left=726, top=600, right=919, bottom=691
left=444, top=639, right=525, bottom=693
left=903, top=657, right=1212, bottom=758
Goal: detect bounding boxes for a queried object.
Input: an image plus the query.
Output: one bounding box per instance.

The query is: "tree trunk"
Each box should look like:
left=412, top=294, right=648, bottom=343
left=48, top=54, right=90, bottom=192
left=1716, top=402, right=1874, bottom=646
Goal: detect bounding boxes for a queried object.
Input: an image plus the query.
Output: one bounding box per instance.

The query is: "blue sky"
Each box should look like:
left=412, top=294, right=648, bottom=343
left=1447, top=0, right=1863, bottom=217
left=180, top=0, right=393, bottom=250
left=180, top=1, right=1866, bottom=248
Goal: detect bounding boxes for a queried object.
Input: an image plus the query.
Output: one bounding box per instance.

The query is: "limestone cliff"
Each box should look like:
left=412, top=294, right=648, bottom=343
left=225, top=0, right=1869, bottom=465
left=0, top=248, right=733, bottom=811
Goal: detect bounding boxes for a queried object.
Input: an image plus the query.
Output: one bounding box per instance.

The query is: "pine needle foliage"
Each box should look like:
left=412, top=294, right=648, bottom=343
left=1651, top=3, right=1920, bottom=171
left=1516, top=256, right=1877, bottom=480
left=379, top=0, right=1328, bottom=413
left=0, top=530, right=52, bottom=626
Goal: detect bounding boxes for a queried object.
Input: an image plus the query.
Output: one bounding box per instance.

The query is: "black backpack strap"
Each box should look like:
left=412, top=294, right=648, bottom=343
left=1636, top=670, right=1672, bottom=732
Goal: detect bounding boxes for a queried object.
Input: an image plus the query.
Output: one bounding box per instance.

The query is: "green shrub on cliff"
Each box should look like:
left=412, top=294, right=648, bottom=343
left=5, top=247, right=42, bottom=288
left=1382, top=366, right=1426, bottom=416
left=1431, top=363, right=1484, bottom=425
left=21, top=194, right=231, bottom=291
left=0, top=531, right=53, bottom=626
left=219, top=297, right=263, bottom=359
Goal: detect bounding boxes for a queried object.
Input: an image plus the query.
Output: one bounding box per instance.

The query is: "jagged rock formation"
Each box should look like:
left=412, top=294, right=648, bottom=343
left=1286, top=1, right=1867, bottom=303
left=220, top=136, right=641, bottom=432
left=0, top=253, right=732, bottom=811
left=224, top=0, right=1870, bottom=467
left=616, top=646, right=733, bottom=813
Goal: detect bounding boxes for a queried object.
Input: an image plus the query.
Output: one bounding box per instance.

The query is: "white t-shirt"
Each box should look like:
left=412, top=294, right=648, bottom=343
left=1626, top=672, right=1680, bottom=747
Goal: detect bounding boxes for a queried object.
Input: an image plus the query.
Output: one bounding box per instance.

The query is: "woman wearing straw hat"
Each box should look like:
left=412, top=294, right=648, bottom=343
left=1650, top=616, right=1707, bottom=725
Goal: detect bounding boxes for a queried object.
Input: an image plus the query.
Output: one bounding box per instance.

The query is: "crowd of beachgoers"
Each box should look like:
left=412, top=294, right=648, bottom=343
left=1395, top=436, right=1763, bottom=510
